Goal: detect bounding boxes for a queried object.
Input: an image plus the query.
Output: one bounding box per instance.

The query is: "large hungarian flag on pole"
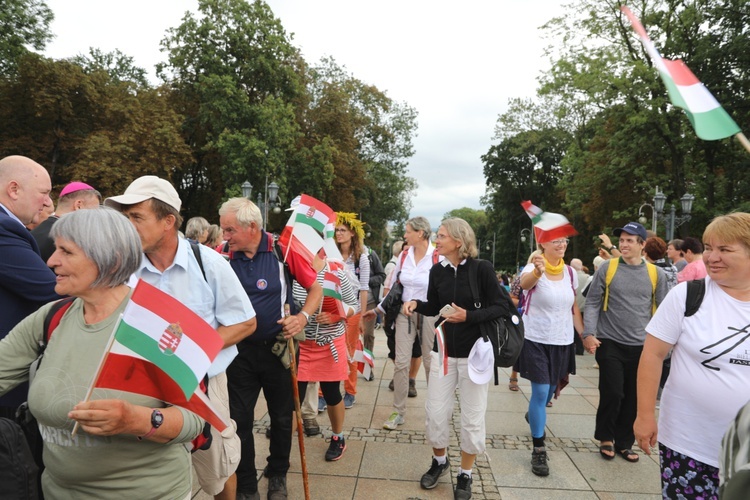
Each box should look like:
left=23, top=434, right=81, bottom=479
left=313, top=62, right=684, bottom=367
left=92, top=280, right=229, bottom=431
left=521, top=200, right=577, bottom=244
left=621, top=6, right=742, bottom=141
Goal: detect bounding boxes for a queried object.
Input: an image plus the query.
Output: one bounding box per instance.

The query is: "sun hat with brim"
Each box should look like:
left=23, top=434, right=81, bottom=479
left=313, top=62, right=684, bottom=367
left=60, top=181, right=96, bottom=197
left=104, top=175, right=181, bottom=212
left=468, top=337, right=494, bottom=385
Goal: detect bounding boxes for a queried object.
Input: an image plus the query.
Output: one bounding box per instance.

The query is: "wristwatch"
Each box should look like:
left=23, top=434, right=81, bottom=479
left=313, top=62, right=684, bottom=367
left=137, top=409, right=164, bottom=441
left=300, top=311, right=310, bottom=324
left=606, top=245, right=616, bottom=252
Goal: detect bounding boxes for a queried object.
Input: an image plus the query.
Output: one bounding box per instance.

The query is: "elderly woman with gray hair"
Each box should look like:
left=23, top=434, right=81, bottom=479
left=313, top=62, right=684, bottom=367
left=0, top=208, right=203, bottom=499
left=403, top=217, right=506, bottom=499
left=368, top=216, right=441, bottom=431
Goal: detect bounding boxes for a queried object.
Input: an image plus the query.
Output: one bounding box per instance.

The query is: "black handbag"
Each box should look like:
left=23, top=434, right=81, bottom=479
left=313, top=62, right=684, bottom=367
left=380, top=276, right=403, bottom=334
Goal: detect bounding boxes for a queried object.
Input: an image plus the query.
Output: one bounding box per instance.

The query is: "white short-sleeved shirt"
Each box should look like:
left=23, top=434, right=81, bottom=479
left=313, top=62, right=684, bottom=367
left=521, top=264, right=577, bottom=345
left=394, top=245, right=441, bottom=302
left=646, top=277, right=750, bottom=467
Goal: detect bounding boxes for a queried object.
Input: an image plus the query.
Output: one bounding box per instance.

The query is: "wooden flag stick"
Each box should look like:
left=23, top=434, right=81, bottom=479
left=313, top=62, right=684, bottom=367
left=735, top=132, right=750, bottom=155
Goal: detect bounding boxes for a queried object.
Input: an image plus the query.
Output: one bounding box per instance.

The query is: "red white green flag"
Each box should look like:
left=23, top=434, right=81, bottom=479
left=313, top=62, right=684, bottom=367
left=622, top=6, right=741, bottom=141
left=93, top=280, right=229, bottom=430
left=353, top=337, right=373, bottom=380
left=290, top=194, right=336, bottom=234
left=322, top=269, right=347, bottom=319
left=521, top=200, right=577, bottom=244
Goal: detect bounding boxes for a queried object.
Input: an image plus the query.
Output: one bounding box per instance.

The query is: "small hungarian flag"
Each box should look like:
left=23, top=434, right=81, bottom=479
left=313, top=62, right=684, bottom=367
left=322, top=269, right=347, bottom=319
left=291, top=194, right=337, bottom=233
left=521, top=200, right=577, bottom=244
left=93, top=280, right=229, bottom=431
left=353, top=337, right=374, bottom=380
left=622, top=6, right=741, bottom=141
left=434, top=322, right=448, bottom=378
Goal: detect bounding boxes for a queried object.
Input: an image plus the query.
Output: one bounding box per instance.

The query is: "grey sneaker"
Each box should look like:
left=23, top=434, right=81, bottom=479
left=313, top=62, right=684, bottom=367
left=454, top=472, right=472, bottom=499
left=408, top=379, right=418, bottom=397
left=318, top=396, right=326, bottom=413
left=531, top=448, right=549, bottom=476
left=383, top=411, right=404, bottom=430
left=303, top=418, right=320, bottom=437
left=237, top=491, right=260, bottom=500
left=324, top=435, right=346, bottom=461
left=420, top=457, right=450, bottom=489
left=343, top=392, right=355, bottom=409
left=267, top=475, right=287, bottom=500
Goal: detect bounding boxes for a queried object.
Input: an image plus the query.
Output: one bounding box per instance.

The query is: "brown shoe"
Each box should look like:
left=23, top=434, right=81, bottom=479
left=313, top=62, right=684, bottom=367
left=303, top=418, right=320, bottom=437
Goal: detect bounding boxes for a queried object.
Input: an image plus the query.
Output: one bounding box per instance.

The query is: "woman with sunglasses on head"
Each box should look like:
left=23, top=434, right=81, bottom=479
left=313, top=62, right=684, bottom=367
left=518, top=236, right=583, bottom=477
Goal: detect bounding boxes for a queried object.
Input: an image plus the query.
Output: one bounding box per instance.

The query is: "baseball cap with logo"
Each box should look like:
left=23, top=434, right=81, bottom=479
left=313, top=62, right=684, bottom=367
left=104, top=175, right=181, bottom=212
left=467, top=337, right=494, bottom=385
left=613, top=221, right=648, bottom=241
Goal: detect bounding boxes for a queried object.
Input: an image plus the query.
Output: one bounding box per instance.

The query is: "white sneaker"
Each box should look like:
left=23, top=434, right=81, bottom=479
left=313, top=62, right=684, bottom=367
left=383, top=411, right=404, bottom=430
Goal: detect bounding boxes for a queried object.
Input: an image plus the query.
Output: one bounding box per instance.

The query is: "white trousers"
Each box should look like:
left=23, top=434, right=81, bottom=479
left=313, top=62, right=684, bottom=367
left=424, top=352, right=489, bottom=455
left=393, top=312, right=436, bottom=416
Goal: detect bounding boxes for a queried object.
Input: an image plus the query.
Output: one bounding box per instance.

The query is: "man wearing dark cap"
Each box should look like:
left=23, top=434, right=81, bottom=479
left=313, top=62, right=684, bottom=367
left=106, top=176, right=257, bottom=500
left=582, top=222, right=668, bottom=463
left=32, top=181, right=101, bottom=262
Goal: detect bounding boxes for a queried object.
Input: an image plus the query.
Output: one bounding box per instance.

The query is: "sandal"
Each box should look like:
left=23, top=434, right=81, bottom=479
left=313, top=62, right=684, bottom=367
left=546, top=400, right=553, bottom=407
left=619, top=449, right=639, bottom=463
left=599, top=443, right=615, bottom=460
left=509, top=377, right=519, bottom=392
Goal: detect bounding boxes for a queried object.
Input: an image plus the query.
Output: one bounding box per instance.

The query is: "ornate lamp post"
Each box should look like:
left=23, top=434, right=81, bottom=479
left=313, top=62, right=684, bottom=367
left=242, top=177, right=281, bottom=231
left=653, top=187, right=694, bottom=241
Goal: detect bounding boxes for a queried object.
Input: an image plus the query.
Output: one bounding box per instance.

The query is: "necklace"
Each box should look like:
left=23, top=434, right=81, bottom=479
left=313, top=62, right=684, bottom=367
left=544, top=255, right=564, bottom=275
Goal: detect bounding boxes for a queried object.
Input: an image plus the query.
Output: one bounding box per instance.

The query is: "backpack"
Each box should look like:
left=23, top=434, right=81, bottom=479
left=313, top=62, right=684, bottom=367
left=356, top=247, right=386, bottom=303
left=467, top=259, right=525, bottom=385
left=603, top=258, right=659, bottom=315
left=684, top=278, right=705, bottom=317
left=0, top=417, right=38, bottom=500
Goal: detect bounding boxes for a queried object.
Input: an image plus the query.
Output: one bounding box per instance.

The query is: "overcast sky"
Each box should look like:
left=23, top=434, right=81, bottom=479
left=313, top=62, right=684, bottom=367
left=43, top=0, right=566, bottom=227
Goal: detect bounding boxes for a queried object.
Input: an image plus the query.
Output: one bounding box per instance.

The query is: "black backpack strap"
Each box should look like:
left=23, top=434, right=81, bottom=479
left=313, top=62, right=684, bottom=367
left=466, top=258, right=482, bottom=310
left=685, top=278, right=706, bottom=317
left=190, top=241, right=207, bottom=282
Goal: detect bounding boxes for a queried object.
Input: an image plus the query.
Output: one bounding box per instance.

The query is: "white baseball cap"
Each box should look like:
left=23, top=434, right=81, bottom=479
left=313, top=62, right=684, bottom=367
left=104, top=175, right=181, bottom=212
left=468, top=337, right=494, bottom=385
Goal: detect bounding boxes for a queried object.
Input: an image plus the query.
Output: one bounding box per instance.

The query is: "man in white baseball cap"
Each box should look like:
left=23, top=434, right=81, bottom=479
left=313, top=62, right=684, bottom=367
left=105, top=176, right=257, bottom=500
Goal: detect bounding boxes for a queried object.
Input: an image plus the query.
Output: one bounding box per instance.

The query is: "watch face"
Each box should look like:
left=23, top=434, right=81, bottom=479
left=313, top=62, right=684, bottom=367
left=152, top=410, right=164, bottom=428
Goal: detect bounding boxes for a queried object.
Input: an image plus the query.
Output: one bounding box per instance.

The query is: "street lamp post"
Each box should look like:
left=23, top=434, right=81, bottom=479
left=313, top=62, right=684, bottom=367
left=652, top=187, right=694, bottom=241
left=520, top=228, right=533, bottom=254
left=638, top=203, right=656, bottom=234
left=242, top=176, right=281, bottom=231
left=485, top=232, right=496, bottom=269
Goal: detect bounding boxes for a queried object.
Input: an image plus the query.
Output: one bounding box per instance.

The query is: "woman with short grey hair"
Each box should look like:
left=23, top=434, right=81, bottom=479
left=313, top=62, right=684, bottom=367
left=185, top=216, right=210, bottom=244
left=0, top=208, right=204, bottom=498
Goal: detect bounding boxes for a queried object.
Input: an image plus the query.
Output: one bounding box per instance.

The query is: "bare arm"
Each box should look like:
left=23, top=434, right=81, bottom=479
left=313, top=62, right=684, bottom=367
left=634, top=334, right=673, bottom=455
left=217, top=317, right=257, bottom=347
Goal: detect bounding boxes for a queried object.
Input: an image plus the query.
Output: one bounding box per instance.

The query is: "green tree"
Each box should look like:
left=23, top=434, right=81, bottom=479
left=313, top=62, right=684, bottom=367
left=157, top=0, right=310, bottom=223
left=0, top=53, right=191, bottom=197
left=71, top=48, right=149, bottom=87
left=0, top=0, right=53, bottom=76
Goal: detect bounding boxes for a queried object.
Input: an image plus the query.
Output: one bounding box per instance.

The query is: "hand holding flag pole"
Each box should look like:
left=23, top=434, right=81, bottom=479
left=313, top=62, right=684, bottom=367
left=284, top=303, right=311, bottom=500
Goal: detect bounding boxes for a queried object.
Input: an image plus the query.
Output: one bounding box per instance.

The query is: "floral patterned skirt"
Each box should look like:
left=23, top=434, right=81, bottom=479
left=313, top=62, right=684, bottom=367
left=659, top=442, right=719, bottom=499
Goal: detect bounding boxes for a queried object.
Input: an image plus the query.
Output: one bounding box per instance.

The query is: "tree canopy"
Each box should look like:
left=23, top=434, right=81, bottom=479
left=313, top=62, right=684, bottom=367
left=482, top=0, right=750, bottom=269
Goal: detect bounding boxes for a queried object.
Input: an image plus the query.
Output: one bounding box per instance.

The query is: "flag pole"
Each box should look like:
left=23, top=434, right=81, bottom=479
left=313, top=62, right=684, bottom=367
left=284, top=304, right=311, bottom=500
left=71, top=312, right=124, bottom=438
left=735, top=132, right=750, bottom=155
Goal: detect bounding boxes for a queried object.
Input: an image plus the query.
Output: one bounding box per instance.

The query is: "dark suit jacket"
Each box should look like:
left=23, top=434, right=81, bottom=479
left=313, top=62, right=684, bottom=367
left=30, top=215, right=59, bottom=264
left=0, top=209, right=60, bottom=407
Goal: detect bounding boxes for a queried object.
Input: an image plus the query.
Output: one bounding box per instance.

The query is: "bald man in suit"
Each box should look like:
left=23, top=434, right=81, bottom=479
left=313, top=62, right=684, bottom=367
left=0, top=155, right=61, bottom=416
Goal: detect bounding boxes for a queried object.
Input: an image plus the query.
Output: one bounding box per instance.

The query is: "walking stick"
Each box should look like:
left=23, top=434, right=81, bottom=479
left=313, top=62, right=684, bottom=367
left=285, top=306, right=311, bottom=500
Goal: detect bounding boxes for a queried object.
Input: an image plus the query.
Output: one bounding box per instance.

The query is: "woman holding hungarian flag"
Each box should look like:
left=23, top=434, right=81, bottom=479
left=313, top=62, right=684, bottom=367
left=293, top=256, right=360, bottom=461
left=0, top=208, right=204, bottom=499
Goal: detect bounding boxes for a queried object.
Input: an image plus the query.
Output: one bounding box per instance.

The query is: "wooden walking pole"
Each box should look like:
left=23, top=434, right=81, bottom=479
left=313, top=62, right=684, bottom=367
left=287, top=338, right=310, bottom=500
left=285, top=305, right=310, bottom=500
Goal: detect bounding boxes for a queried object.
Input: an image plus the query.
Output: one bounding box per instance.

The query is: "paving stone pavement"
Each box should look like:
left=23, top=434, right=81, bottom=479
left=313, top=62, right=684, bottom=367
left=193, top=333, right=662, bottom=499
